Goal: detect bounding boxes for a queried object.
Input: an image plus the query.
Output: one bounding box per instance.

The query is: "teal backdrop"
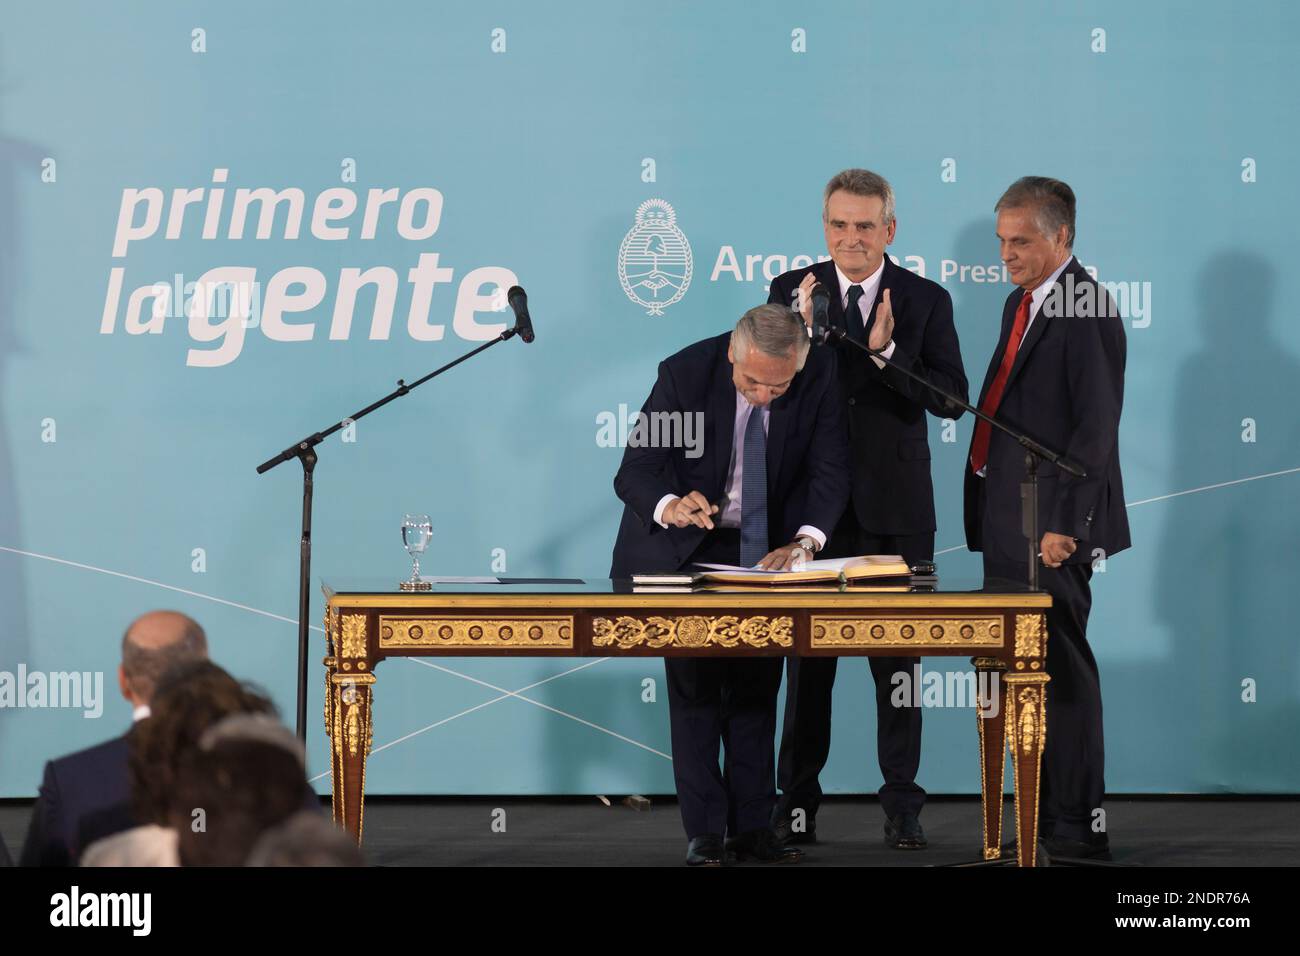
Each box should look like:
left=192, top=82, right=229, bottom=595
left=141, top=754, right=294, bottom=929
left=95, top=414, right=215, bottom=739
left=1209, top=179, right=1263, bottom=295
left=1, top=0, right=1297, bottom=796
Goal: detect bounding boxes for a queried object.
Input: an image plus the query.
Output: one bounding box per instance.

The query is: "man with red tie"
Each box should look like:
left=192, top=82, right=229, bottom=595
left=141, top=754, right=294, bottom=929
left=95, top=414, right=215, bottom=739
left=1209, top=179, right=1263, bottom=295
left=964, top=177, right=1130, bottom=860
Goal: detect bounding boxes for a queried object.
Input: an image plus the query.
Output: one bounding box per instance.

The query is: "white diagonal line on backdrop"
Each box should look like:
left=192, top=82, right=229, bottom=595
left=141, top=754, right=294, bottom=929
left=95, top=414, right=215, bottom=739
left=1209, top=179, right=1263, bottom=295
left=305, top=656, right=670, bottom=782
left=931, top=465, right=1300, bottom=557
left=12, top=462, right=1299, bottom=776
left=402, top=657, right=672, bottom=760
left=1123, top=465, right=1300, bottom=507
left=0, top=546, right=666, bottom=767
left=0, top=546, right=313, bottom=628
left=6, top=463, right=1293, bottom=597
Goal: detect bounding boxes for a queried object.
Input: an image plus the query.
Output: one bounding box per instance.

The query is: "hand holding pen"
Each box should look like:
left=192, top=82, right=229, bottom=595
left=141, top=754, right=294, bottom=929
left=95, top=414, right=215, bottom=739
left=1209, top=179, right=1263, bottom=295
left=663, top=492, right=722, bottom=530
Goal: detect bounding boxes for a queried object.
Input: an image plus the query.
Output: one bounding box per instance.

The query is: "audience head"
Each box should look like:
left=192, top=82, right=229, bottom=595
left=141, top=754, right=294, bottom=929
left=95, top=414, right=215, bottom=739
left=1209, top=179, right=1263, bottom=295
left=119, top=610, right=208, bottom=708
left=173, top=714, right=312, bottom=866
left=128, top=660, right=275, bottom=826
left=247, top=811, right=364, bottom=867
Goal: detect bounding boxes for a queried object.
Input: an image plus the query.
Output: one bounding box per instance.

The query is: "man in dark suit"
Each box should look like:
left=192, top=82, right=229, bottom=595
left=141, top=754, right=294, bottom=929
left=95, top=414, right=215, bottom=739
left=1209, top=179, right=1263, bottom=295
left=611, top=304, right=850, bottom=865
left=767, top=169, right=968, bottom=849
left=19, top=610, right=208, bottom=866
left=965, top=176, right=1129, bottom=860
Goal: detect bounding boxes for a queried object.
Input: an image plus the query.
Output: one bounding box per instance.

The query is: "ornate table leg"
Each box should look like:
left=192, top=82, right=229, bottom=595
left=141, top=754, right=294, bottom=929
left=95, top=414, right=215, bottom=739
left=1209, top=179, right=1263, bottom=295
left=324, top=609, right=375, bottom=844
left=972, top=656, right=1008, bottom=861
left=1005, top=612, right=1050, bottom=868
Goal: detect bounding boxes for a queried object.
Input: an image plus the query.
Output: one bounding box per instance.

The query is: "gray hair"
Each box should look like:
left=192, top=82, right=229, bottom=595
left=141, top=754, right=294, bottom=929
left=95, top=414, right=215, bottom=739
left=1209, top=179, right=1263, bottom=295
left=995, top=176, right=1076, bottom=248
left=200, top=712, right=306, bottom=767
left=823, top=168, right=896, bottom=225
left=732, top=304, right=810, bottom=371
left=246, top=811, right=365, bottom=867
left=121, top=613, right=208, bottom=704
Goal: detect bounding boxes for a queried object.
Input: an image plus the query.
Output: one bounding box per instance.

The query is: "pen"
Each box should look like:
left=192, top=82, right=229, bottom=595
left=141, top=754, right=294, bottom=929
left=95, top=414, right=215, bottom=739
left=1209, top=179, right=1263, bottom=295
left=683, top=498, right=726, bottom=521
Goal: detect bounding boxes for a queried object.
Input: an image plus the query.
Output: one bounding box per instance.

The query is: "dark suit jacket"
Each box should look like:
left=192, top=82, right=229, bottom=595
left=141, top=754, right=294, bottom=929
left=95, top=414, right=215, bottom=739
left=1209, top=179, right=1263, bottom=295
left=768, top=256, right=968, bottom=537
left=19, top=733, right=134, bottom=867
left=963, top=256, right=1130, bottom=565
left=610, top=331, right=850, bottom=576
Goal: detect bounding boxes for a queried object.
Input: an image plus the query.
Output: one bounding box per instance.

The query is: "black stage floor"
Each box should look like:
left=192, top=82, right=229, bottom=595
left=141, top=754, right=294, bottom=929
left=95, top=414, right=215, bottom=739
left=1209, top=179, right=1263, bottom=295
left=2, top=796, right=1297, bottom=866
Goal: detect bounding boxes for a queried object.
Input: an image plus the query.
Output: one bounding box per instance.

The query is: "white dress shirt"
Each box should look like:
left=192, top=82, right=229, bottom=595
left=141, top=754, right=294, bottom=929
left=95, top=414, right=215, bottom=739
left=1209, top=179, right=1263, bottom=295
left=653, top=390, right=826, bottom=555
left=1023, top=254, right=1075, bottom=338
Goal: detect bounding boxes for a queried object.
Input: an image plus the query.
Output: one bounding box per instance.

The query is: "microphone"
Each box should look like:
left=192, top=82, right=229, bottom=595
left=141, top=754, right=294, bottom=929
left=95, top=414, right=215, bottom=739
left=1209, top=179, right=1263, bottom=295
left=809, top=283, right=833, bottom=343
left=507, top=285, right=535, bottom=343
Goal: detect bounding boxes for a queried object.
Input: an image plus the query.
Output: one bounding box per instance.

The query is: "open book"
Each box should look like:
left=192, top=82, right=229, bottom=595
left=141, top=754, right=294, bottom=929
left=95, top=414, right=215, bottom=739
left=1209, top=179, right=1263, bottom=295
left=697, top=553, right=911, bottom=584
left=633, top=554, right=912, bottom=586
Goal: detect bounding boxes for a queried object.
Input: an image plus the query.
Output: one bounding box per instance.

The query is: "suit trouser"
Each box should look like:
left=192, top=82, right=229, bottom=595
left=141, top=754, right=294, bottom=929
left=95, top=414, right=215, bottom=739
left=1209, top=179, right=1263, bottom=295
left=984, top=556, right=1103, bottom=845
left=666, top=656, right=784, bottom=840
left=666, top=528, right=784, bottom=840
left=775, top=530, right=933, bottom=822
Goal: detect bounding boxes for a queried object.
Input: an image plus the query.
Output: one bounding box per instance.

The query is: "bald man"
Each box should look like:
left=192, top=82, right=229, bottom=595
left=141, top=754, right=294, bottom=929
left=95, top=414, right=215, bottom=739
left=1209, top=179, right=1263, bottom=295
left=19, top=610, right=207, bottom=867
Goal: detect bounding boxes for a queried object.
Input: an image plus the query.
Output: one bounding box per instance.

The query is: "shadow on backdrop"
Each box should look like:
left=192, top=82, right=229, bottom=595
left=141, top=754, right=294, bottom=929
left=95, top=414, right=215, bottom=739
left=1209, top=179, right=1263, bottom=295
left=0, top=79, right=42, bottom=746
left=1150, top=251, right=1300, bottom=790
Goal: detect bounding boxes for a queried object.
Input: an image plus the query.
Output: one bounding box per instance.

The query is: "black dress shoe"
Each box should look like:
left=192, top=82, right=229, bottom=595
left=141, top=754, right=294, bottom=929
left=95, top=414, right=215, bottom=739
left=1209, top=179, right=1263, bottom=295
left=686, top=835, right=727, bottom=866
left=1044, top=835, right=1112, bottom=862
left=726, top=828, right=804, bottom=863
left=884, top=813, right=928, bottom=849
left=771, top=815, right=818, bottom=846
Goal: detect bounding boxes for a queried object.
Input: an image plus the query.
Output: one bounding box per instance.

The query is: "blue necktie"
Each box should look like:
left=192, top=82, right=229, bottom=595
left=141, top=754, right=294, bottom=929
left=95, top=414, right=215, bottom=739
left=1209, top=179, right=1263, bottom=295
left=740, top=407, right=768, bottom=568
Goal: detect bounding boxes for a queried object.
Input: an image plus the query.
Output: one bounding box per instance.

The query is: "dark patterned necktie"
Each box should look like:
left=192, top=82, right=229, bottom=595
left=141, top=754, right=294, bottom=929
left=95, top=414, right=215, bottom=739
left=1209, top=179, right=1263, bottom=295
left=845, top=284, right=865, bottom=343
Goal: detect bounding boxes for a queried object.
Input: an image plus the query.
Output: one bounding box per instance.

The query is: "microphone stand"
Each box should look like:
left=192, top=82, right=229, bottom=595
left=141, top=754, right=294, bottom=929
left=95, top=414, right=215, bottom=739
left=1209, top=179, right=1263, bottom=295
left=257, top=321, right=530, bottom=743
left=815, top=322, right=1084, bottom=591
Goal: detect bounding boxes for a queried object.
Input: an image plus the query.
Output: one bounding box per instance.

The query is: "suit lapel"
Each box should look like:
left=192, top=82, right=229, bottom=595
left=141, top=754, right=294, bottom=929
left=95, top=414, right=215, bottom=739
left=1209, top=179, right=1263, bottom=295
left=710, top=345, right=737, bottom=496
left=861, top=256, right=897, bottom=344
left=814, top=260, right=847, bottom=334
left=978, top=293, right=1020, bottom=405
left=1004, top=256, right=1076, bottom=394
left=766, top=392, right=788, bottom=497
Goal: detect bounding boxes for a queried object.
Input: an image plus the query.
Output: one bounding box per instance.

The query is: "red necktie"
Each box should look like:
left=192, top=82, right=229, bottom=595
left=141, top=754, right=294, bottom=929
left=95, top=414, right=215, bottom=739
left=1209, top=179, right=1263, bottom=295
left=969, top=289, right=1033, bottom=474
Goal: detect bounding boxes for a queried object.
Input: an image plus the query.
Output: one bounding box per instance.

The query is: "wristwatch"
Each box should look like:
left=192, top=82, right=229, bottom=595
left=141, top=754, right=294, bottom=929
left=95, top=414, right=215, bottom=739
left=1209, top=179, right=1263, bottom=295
left=794, top=535, right=819, bottom=555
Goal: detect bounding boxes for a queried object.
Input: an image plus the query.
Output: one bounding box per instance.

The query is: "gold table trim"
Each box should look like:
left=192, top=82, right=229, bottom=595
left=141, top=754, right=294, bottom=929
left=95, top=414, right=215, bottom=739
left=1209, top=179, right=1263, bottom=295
left=811, top=615, right=1003, bottom=649
left=379, top=616, right=574, bottom=649
left=592, top=614, right=793, bottom=649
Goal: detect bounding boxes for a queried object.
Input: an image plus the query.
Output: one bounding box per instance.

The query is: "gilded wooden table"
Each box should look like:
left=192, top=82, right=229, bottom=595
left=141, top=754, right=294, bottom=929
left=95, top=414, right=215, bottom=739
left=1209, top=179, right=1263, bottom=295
left=322, top=578, right=1053, bottom=866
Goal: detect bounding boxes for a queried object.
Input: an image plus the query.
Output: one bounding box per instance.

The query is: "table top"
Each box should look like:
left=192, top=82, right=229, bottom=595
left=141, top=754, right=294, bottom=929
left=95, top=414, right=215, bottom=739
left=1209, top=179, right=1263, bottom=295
left=322, top=576, right=1052, bottom=610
